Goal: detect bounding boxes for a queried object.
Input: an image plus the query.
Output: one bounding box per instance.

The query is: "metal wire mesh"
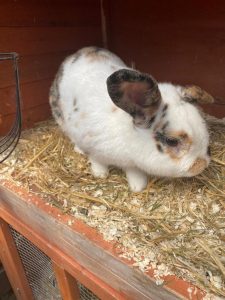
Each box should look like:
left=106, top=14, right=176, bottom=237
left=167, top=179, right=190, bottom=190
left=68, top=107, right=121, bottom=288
left=10, top=226, right=100, bottom=300
left=10, top=226, right=61, bottom=300
left=78, top=283, right=100, bottom=300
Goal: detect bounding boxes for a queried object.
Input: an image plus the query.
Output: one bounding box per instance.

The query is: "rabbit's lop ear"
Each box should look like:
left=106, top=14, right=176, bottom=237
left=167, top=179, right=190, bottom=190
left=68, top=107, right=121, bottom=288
left=179, top=85, right=214, bottom=105
left=107, top=69, right=161, bottom=128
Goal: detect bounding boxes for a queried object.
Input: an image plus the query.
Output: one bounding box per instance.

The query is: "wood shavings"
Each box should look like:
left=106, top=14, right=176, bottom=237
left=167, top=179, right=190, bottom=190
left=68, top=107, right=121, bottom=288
left=0, top=116, right=224, bottom=298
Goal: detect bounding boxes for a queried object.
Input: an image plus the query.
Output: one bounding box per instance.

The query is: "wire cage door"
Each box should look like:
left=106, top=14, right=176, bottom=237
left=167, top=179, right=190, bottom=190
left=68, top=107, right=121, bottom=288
left=0, top=52, right=22, bottom=163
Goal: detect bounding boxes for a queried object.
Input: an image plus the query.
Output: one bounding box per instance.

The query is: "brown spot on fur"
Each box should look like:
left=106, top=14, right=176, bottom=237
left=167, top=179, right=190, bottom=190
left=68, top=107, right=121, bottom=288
left=78, top=46, right=110, bottom=62
left=87, top=131, right=96, bottom=138
left=80, top=112, right=87, bottom=119
left=188, top=158, right=207, bottom=175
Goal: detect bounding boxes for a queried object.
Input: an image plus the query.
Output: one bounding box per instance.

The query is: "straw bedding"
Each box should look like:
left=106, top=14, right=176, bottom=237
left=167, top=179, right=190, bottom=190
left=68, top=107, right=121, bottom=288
left=0, top=115, right=224, bottom=299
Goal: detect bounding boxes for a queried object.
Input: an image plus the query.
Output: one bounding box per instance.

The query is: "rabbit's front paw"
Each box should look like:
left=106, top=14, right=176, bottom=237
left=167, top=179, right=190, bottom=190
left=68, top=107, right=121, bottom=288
left=126, top=168, right=148, bottom=192
left=89, top=158, right=109, bottom=178
left=74, top=145, right=84, bottom=154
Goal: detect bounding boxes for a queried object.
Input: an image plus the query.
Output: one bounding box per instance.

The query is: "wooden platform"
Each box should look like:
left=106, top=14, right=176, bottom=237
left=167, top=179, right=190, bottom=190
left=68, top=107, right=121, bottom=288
left=0, top=180, right=206, bottom=300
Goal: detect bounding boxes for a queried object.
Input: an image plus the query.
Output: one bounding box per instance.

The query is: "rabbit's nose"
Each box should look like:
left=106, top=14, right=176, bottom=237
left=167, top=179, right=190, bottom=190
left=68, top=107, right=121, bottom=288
left=188, top=158, right=208, bottom=176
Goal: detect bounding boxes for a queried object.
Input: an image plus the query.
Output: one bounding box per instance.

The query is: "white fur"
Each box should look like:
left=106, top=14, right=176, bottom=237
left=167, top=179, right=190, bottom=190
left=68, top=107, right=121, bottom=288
left=51, top=47, right=210, bottom=191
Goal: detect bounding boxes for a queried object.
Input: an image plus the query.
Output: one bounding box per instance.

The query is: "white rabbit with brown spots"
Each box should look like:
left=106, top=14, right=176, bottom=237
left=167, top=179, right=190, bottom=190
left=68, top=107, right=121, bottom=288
left=49, top=47, right=213, bottom=192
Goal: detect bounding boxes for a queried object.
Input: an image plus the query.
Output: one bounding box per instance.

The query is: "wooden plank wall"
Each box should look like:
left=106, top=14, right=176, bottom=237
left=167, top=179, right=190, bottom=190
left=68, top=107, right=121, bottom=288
left=0, top=0, right=102, bottom=135
left=104, top=0, right=225, bottom=118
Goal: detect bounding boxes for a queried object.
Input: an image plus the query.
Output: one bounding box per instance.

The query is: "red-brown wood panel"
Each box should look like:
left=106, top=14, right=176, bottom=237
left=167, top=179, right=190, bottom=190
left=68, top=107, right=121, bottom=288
left=0, top=26, right=101, bottom=56
left=0, top=0, right=101, bottom=27
left=1, top=103, right=51, bottom=134
left=1, top=79, right=53, bottom=115
left=0, top=0, right=102, bottom=135
left=0, top=52, right=70, bottom=89
left=105, top=0, right=225, bottom=118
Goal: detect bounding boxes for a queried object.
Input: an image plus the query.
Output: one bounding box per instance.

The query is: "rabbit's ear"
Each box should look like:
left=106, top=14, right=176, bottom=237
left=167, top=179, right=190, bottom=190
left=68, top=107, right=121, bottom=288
left=179, top=85, right=214, bottom=105
left=107, top=69, right=161, bottom=128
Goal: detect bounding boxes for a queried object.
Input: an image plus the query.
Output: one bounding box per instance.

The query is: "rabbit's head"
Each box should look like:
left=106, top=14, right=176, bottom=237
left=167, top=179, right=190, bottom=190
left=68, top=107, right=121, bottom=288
left=107, top=69, right=213, bottom=177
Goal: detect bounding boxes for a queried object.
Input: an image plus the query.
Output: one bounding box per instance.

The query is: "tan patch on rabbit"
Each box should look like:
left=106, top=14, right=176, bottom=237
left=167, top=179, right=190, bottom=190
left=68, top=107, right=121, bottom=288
left=188, top=158, right=207, bottom=175
left=111, top=106, right=118, bottom=112
left=81, top=46, right=110, bottom=62
left=181, top=86, right=214, bottom=104
left=80, top=112, right=87, bottom=119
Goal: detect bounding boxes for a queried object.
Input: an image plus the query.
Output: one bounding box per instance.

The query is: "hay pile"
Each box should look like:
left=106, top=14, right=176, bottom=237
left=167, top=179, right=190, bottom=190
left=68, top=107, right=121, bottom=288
left=0, top=116, right=224, bottom=299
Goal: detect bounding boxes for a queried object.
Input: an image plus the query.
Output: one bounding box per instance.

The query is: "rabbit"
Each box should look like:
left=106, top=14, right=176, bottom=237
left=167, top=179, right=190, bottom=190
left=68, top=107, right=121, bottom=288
left=49, top=46, right=214, bottom=192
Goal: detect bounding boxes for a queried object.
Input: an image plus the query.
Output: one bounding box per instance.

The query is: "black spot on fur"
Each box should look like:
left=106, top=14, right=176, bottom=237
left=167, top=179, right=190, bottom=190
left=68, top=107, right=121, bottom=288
left=72, top=51, right=82, bottom=63
left=156, top=144, right=163, bottom=153
left=73, top=98, right=79, bottom=112
left=147, top=115, right=156, bottom=127
left=207, top=146, right=211, bottom=156
left=163, top=104, right=168, bottom=112
left=49, top=64, right=64, bottom=122
left=162, top=121, right=169, bottom=131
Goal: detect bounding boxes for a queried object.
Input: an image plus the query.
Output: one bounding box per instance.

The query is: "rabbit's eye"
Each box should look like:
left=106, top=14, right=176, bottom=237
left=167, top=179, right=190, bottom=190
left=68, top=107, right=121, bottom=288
left=165, top=137, right=179, bottom=147
left=155, top=132, right=179, bottom=147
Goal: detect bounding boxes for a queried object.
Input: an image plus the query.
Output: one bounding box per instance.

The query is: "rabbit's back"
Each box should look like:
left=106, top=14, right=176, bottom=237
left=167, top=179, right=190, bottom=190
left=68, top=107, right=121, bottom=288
left=50, top=47, right=135, bottom=166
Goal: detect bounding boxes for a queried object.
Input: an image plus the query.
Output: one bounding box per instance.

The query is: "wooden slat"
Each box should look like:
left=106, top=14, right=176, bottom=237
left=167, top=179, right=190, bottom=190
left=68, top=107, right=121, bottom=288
left=53, top=263, right=81, bottom=300
left=0, top=51, right=70, bottom=89
left=0, top=26, right=102, bottom=56
left=0, top=0, right=101, bottom=27
left=0, top=218, right=34, bottom=300
left=0, top=102, right=51, bottom=135
left=1, top=78, right=53, bottom=114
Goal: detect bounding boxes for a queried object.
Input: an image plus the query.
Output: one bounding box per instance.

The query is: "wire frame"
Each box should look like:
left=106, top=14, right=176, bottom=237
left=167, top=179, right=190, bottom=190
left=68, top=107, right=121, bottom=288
left=0, top=53, right=22, bottom=163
